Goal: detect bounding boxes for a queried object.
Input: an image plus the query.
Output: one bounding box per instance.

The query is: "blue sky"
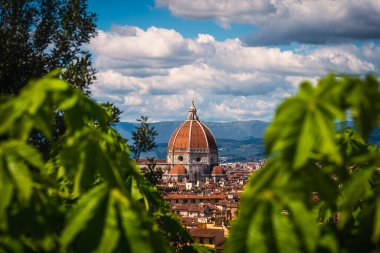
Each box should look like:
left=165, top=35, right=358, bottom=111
left=89, top=0, right=255, bottom=41
left=87, top=0, right=380, bottom=122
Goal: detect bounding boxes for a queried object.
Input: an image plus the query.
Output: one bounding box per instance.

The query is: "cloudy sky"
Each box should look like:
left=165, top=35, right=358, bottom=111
left=88, top=0, right=380, bottom=122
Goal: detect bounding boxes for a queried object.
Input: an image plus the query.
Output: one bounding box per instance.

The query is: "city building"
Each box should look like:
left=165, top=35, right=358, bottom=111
left=189, top=228, right=225, bottom=251
left=135, top=101, right=266, bottom=251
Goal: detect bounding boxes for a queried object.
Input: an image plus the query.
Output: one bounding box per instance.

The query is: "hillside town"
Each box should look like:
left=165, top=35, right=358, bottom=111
left=138, top=101, right=266, bottom=251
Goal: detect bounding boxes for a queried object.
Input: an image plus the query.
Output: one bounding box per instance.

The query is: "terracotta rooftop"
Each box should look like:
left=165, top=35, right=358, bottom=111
left=172, top=204, right=204, bottom=212
left=211, top=166, right=226, bottom=175
left=189, top=228, right=224, bottom=238
left=164, top=194, right=226, bottom=200
left=181, top=217, right=199, bottom=226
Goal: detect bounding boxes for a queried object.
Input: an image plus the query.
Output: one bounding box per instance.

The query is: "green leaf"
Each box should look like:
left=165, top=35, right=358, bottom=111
left=33, top=110, right=53, bottom=140
left=317, top=233, right=338, bottom=253
left=340, top=167, right=374, bottom=210
left=58, top=128, right=127, bottom=195
left=6, top=156, right=33, bottom=202
left=0, top=163, right=14, bottom=231
left=43, top=77, right=69, bottom=92
left=314, top=108, right=341, bottom=164
left=0, top=235, right=24, bottom=253
left=294, top=111, right=315, bottom=168
left=94, top=190, right=120, bottom=253
left=0, top=102, right=23, bottom=136
left=286, top=201, right=319, bottom=253
left=372, top=198, right=380, bottom=243
left=113, top=190, right=171, bottom=253
left=12, top=142, right=44, bottom=169
left=27, top=86, right=47, bottom=115
left=271, top=206, right=303, bottom=253
left=60, top=184, right=108, bottom=248
left=58, top=93, right=79, bottom=110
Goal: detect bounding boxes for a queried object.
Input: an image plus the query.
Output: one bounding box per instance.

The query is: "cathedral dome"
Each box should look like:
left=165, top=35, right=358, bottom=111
left=166, top=100, right=219, bottom=182
left=169, top=164, right=187, bottom=175
left=168, top=101, right=217, bottom=150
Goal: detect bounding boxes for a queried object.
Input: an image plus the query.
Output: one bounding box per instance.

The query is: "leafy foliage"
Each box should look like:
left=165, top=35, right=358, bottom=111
left=226, top=74, right=380, bottom=253
left=0, top=0, right=99, bottom=157
left=101, top=102, right=123, bottom=124
left=140, top=157, right=164, bottom=185
left=0, top=0, right=97, bottom=95
left=130, top=116, right=158, bottom=162
left=0, top=74, right=195, bottom=252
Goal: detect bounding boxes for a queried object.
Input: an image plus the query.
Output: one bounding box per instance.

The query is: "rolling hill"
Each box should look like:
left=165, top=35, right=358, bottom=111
left=114, top=120, right=269, bottom=143
left=114, top=120, right=380, bottom=162
left=114, top=120, right=269, bottom=162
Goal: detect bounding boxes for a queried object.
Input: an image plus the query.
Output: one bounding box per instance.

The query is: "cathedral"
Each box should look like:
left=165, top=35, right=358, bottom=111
left=166, top=101, right=226, bottom=182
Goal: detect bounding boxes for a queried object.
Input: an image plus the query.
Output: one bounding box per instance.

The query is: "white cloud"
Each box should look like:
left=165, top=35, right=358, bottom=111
left=196, top=34, right=216, bottom=44
left=155, top=0, right=380, bottom=45
left=123, top=96, right=143, bottom=106
left=90, top=25, right=206, bottom=71
left=206, top=97, right=278, bottom=122
left=155, top=0, right=276, bottom=26
left=89, top=26, right=379, bottom=122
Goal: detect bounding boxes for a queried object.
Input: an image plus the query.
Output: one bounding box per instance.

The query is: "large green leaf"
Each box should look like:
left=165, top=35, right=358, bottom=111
left=94, top=191, right=120, bottom=253
left=5, top=155, right=33, bottom=202
left=0, top=165, right=14, bottom=231
left=57, top=128, right=127, bottom=195
left=339, top=167, right=374, bottom=210
left=286, top=201, right=319, bottom=253
left=114, top=189, right=171, bottom=253
left=60, top=184, right=108, bottom=249
left=61, top=186, right=172, bottom=253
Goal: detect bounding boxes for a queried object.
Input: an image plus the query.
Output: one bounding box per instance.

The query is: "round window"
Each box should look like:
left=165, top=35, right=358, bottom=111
left=196, top=157, right=201, bottom=162
left=178, top=155, right=183, bottom=161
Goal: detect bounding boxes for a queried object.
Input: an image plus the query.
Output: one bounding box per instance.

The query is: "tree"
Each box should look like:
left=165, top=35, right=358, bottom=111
left=101, top=102, right=123, bottom=125
left=130, top=116, right=158, bottom=162
left=226, top=74, right=380, bottom=253
left=0, top=0, right=97, bottom=95
left=0, top=74, right=203, bottom=252
left=140, top=157, right=164, bottom=185
left=1, top=0, right=99, bottom=158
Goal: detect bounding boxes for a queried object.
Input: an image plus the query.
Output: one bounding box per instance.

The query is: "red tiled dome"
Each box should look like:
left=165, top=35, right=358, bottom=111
left=169, top=164, right=187, bottom=175
left=168, top=101, right=217, bottom=150
left=211, top=166, right=226, bottom=175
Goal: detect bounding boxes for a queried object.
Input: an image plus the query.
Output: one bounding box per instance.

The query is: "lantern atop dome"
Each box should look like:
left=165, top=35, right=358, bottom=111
left=187, top=99, right=199, bottom=121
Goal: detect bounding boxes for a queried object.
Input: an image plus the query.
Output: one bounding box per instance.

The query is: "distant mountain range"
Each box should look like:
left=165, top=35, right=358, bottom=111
left=115, top=120, right=268, bottom=143
left=114, top=120, right=269, bottom=162
left=114, top=120, right=380, bottom=162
